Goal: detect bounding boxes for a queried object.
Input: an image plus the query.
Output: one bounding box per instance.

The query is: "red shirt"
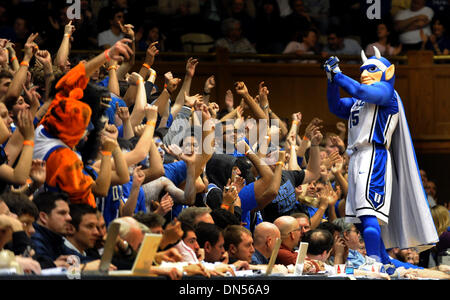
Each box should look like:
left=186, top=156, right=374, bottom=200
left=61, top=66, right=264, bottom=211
left=276, top=243, right=298, bottom=266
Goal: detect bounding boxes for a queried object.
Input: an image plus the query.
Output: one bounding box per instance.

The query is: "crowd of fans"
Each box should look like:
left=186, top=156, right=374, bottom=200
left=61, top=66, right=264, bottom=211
left=0, top=0, right=449, bottom=60
left=0, top=0, right=449, bottom=280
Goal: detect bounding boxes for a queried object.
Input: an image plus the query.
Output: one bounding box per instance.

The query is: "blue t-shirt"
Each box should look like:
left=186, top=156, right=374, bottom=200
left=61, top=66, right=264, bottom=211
left=238, top=182, right=262, bottom=230
left=163, top=161, right=187, bottom=218
left=122, top=177, right=147, bottom=214
left=97, top=185, right=124, bottom=226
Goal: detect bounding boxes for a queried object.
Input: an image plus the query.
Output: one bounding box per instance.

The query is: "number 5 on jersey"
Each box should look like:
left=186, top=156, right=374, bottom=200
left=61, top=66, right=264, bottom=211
left=350, top=110, right=359, bottom=128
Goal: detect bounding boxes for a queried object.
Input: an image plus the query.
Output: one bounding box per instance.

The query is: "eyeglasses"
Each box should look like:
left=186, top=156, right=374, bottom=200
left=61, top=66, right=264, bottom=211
left=348, top=229, right=360, bottom=234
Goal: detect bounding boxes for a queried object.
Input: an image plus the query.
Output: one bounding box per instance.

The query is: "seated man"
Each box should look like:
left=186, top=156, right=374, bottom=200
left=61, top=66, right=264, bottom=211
left=174, top=222, right=201, bottom=263
left=133, top=211, right=166, bottom=234
left=223, top=225, right=254, bottom=264
left=2, top=191, right=39, bottom=238
left=195, top=222, right=227, bottom=263
left=274, top=216, right=301, bottom=266
left=251, top=222, right=281, bottom=265
left=301, top=229, right=336, bottom=274
left=64, top=204, right=102, bottom=263
left=31, top=191, right=73, bottom=269
left=177, top=207, right=214, bottom=227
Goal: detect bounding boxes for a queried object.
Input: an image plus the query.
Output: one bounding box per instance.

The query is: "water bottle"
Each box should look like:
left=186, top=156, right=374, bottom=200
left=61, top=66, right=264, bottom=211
left=345, top=260, right=354, bottom=275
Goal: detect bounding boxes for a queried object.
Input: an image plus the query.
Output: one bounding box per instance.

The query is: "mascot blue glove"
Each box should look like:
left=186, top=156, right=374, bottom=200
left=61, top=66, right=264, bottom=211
left=323, top=56, right=341, bottom=82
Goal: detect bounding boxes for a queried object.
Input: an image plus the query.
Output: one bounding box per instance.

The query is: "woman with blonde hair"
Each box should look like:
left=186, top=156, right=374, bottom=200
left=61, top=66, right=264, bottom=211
left=431, top=205, right=450, bottom=250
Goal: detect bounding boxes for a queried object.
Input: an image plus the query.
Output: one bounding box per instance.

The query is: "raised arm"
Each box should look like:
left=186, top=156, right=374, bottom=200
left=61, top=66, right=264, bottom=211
left=5, top=41, right=19, bottom=72
left=84, top=38, right=133, bottom=79
left=171, top=57, right=198, bottom=119
left=3, top=33, right=37, bottom=104
left=120, top=166, right=145, bottom=217
left=0, top=110, right=34, bottom=185
left=91, top=139, right=114, bottom=197
left=128, top=72, right=147, bottom=129
left=333, top=72, right=394, bottom=106
left=141, top=140, right=165, bottom=184
left=116, top=22, right=136, bottom=80
left=54, top=21, right=75, bottom=71
left=202, top=75, right=215, bottom=105
left=234, top=81, right=268, bottom=121
left=302, top=127, right=322, bottom=184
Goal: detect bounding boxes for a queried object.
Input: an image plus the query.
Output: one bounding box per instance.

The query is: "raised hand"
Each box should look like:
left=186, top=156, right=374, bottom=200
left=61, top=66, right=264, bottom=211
left=116, top=102, right=130, bottom=121
left=164, top=72, right=181, bottom=94
left=234, top=81, right=248, bottom=96
left=310, top=128, right=323, bottom=146
left=204, top=75, right=215, bottom=93
left=127, top=72, right=143, bottom=86
left=185, top=57, right=198, bottom=78
left=258, top=81, right=269, bottom=98
left=102, top=123, right=119, bottom=140
left=108, top=38, right=133, bottom=62
left=208, top=102, right=219, bottom=119
left=184, top=92, right=203, bottom=108
left=224, top=89, right=234, bottom=110
left=323, top=56, right=341, bottom=82
left=223, top=179, right=238, bottom=206
left=145, top=41, right=159, bottom=66
left=101, top=135, right=118, bottom=152
left=17, top=109, right=34, bottom=140
left=161, top=217, right=183, bottom=245
left=119, top=22, right=135, bottom=40
left=304, top=117, right=323, bottom=140
left=30, top=159, right=46, bottom=186
left=24, top=33, right=39, bottom=59
left=64, top=20, right=75, bottom=42
left=144, top=104, right=158, bottom=122
left=132, top=166, right=145, bottom=187
left=35, top=50, right=52, bottom=69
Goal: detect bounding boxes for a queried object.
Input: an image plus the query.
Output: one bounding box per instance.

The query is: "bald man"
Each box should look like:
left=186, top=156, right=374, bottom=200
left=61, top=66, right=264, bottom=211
left=251, top=222, right=281, bottom=265
left=274, top=215, right=301, bottom=266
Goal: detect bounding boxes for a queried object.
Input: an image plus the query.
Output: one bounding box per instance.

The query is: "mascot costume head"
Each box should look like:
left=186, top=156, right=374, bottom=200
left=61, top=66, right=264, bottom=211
left=360, top=46, right=395, bottom=87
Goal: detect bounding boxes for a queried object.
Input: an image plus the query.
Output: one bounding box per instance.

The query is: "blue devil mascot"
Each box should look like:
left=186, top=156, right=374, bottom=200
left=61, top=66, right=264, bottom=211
left=324, top=47, right=438, bottom=271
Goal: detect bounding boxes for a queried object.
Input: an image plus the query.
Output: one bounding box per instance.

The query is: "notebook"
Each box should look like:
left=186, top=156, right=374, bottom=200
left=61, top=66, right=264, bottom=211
left=265, top=237, right=282, bottom=276
left=294, top=242, right=308, bottom=275
left=109, top=233, right=162, bottom=276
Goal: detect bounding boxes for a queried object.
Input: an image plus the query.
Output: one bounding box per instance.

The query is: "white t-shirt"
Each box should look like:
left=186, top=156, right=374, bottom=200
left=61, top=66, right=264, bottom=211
left=394, top=6, right=434, bottom=44
left=98, top=29, right=125, bottom=47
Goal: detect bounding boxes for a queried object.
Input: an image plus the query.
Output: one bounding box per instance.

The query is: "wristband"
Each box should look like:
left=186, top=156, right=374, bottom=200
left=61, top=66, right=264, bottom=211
left=245, top=149, right=253, bottom=156
left=146, top=121, right=156, bottom=127
left=23, top=140, right=34, bottom=147
left=136, top=79, right=144, bottom=85
left=164, top=84, right=172, bottom=95
left=108, top=65, right=118, bottom=71
left=104, top=50, right=111, bottom=62
left=221, top=204, right=230, bottom=210
left=303, top=136, right=309, bottom=141
left=64, top=33, right=71, bottom=38
left=20, top=61, right=29, bottom=67
left=101, top=151, right=112, bottom=156
left=293, top=121, right=299, bottom=126
left=142, top=63, right=151, bottom=70
left=275, top=161, right=284, bottom=167
left=10, top=56, right=17, bottom=62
